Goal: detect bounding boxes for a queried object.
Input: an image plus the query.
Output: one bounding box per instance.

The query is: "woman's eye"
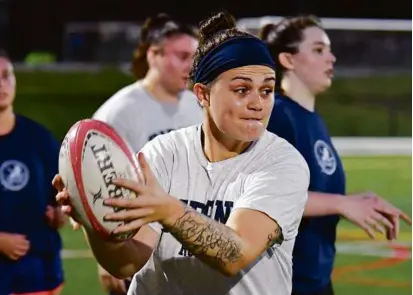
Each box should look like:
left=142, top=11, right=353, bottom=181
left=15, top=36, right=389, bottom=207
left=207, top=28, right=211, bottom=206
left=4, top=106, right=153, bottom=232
left=314, top=48, right=323, bottom=54
left=235, top=88, right=247, bottom=94
left=262, top=89, right=274, bottom=96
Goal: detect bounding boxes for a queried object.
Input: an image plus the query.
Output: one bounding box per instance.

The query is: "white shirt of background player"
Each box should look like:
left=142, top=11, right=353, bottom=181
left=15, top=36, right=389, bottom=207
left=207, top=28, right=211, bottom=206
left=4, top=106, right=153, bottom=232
left=93, top=81, right=202, bottom=153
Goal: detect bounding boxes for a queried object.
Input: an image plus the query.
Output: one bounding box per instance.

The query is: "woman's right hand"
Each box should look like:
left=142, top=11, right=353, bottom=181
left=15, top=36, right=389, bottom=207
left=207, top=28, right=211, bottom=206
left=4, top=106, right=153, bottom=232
left=52, top=174, right=82, bottom=231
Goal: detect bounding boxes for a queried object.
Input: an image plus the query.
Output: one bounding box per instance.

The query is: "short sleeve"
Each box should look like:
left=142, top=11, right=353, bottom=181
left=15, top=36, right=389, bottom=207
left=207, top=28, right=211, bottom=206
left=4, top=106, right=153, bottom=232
left=138, top=136, right=174, bottom=234
left=233, top=156, right=309, bottom=241
left=267, top=105, right=297, bottom=147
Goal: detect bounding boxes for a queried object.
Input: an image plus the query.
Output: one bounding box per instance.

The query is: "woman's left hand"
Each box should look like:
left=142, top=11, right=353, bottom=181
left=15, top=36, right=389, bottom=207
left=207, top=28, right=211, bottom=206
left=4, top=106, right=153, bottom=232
left=355, top=192, right=411, bottom=240
left=103, top=152, right=183, bottom=234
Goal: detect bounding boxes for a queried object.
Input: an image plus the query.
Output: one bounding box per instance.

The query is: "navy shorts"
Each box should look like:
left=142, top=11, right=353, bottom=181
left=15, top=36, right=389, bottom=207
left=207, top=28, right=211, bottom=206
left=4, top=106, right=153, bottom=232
left=0, top=252, right=64, bottom=295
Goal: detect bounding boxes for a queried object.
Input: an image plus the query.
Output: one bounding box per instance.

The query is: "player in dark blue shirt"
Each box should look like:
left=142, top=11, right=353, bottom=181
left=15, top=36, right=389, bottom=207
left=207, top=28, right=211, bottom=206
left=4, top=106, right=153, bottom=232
left=259, top=16, right=411, bottom=295
left=0, top=51, right=66, bottom=295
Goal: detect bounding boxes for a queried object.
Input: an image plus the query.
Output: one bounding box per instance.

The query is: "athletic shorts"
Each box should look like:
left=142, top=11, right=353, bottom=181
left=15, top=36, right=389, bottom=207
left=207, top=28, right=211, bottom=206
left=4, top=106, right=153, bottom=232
left=0, top=252, right=64, bottom=295
left=292, top=281, right=334, bottom=295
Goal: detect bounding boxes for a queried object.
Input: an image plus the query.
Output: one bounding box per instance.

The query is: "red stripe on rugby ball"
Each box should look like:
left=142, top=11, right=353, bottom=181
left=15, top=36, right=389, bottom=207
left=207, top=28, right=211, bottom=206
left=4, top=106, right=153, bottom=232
left=69, top=119, right=140, bottom=240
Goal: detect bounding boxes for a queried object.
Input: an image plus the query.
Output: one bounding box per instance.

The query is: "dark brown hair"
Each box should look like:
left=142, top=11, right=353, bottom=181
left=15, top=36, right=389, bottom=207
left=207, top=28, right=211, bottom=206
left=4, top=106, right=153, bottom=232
left=0, top=49, right=10, bottom=61
left=131, top=13, right=198, bottom=79
left=188, top=11, right=254, bottom=88
left=259, top=15, right=323, bottom=93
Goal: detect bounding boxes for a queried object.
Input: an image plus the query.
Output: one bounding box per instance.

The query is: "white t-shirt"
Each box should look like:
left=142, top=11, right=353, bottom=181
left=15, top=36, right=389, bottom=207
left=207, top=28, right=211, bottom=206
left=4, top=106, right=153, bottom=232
left=129, top=125, right=310, bottom=295
left=92, top=81, right=203, bottom=153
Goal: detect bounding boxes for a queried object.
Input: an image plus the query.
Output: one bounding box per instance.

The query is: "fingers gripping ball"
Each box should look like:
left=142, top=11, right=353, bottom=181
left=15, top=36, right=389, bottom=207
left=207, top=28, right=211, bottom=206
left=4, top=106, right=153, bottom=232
left=58, top=119, right=140, bottom=241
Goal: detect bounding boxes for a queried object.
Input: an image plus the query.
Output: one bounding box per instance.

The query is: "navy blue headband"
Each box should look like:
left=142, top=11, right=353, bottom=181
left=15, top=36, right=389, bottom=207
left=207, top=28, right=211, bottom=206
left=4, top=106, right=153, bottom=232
left=194, top=36, right=276, bottom=85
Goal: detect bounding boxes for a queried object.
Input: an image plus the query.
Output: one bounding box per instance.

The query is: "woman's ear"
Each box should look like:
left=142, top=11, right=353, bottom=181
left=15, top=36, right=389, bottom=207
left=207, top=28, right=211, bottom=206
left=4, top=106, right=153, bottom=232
left=278, top=52, right=295, bottom=71
left=146, top=45, right=161, bottom=67
left=193, top=83, right=210, bottom=107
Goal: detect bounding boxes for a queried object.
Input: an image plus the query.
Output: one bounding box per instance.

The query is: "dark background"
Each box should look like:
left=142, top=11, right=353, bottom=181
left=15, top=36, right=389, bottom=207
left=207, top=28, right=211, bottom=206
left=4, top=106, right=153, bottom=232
left=4, top=0, right=412, bottom=60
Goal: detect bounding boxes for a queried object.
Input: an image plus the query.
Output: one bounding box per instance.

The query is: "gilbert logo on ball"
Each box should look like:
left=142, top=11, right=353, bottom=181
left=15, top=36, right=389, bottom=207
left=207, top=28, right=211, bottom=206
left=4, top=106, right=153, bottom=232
left=59, top=119, right=140, bottom=241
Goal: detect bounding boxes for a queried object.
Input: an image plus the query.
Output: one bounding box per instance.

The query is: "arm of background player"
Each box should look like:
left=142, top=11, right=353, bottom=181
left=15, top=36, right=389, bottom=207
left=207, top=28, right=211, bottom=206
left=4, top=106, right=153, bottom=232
left=83, top=224, right=160, bottom=279
left=304, top=191, right=411, bottom=241
left=163, top=160, right=309, bottom=277
left=304, top=192, right=343, bottom=216
left=304, top=191, right=411, bottom=219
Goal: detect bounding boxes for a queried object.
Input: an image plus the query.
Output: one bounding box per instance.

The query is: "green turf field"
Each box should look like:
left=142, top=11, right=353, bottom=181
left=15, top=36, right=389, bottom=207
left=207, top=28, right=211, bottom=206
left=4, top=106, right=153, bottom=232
left=58, top=156, right=412, bottom=295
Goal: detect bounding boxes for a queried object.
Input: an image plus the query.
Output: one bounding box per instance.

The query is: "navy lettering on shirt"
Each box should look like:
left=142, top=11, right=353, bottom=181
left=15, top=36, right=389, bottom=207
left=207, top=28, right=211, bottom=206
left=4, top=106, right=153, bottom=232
left=148, top=128, right=175, bottom=141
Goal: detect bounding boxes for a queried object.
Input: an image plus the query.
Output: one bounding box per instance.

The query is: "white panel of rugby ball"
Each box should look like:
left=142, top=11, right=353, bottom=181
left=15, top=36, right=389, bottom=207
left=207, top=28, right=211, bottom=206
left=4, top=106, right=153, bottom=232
left=58, top=119, right=140, bottom=241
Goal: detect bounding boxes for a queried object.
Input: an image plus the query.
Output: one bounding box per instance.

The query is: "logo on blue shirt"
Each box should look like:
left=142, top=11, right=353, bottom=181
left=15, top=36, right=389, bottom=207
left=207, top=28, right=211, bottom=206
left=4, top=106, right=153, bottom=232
left=0, top=160, right=30, bottom=191
left=314, top=140, right=336, bottom=175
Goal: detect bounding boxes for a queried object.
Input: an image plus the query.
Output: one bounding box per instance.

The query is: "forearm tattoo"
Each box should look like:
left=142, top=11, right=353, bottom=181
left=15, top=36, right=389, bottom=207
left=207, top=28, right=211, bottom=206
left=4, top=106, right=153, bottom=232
left=266, top=222, right=284, bottom=248
left=165, top=208, right=243, bottom=270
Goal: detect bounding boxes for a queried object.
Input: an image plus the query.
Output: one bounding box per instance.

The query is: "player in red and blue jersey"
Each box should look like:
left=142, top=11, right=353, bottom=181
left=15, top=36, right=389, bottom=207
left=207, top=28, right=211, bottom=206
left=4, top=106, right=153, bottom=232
left=0, top=51, right=66, bottom=295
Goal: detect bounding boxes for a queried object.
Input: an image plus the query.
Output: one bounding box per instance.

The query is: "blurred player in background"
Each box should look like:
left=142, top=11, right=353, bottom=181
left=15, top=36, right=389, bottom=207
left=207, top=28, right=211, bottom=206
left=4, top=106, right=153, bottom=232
left=93, top=13, right=201, bottom=152
left=259, top=16, right=412, bottom=295
left=0, top=51, right=65, bottom=295
left=91, top=13, right=202, bottom=295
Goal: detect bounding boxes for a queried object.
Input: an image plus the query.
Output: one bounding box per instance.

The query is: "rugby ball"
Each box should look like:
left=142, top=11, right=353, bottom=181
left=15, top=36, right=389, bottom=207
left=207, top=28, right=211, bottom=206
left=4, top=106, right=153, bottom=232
left=58, top=119, right=140, bottom=242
